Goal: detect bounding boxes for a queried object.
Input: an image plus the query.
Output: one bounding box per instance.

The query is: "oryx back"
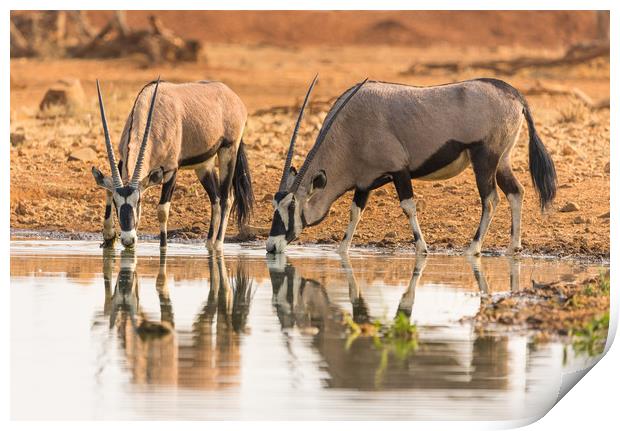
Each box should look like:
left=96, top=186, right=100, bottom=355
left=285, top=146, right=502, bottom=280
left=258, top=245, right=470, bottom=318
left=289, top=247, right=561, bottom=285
left=311, top=80, right=524, bottom=191
left=119, top=81, right=248, bottom=180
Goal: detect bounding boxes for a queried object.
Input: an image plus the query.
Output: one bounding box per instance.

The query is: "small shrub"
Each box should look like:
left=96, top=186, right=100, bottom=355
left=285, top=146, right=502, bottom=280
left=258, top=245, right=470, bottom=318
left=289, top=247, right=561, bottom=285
left=557, top=101, right=588, bottom=124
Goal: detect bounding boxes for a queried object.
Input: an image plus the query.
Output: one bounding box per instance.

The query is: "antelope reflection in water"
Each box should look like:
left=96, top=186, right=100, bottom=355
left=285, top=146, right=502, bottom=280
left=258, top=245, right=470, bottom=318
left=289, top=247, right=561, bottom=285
left=97, top=250, right=253, bottom=389
left=267, top=254, right=525, bottom=390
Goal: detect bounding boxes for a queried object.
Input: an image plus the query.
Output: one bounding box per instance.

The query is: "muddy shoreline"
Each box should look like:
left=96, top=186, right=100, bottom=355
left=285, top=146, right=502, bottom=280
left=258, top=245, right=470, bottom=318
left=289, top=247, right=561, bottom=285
left=10, top=228, right=610, bottom=264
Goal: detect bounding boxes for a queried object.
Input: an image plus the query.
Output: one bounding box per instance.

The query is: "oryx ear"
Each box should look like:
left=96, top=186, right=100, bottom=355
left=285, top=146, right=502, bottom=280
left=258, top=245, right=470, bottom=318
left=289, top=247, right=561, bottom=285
left=285, top=166, right=297, bottom=191
left=140, top=167, right=164, bottom=190
left=92, top=166, right=114, bottom=191
left=309, top=170, right=327, bottom=194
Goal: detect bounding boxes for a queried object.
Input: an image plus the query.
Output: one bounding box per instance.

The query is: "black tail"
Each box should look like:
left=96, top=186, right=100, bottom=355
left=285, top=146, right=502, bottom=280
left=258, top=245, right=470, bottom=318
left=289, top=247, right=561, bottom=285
left=523, top=103, right=557, bottom=211
left=232, top=139, right=255, bottom=229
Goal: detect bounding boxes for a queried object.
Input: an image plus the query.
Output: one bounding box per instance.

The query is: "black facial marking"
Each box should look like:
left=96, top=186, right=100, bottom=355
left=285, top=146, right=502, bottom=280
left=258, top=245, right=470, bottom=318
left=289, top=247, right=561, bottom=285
left=269, top=210, right=286, bottom=237
left=311, top=170, right=327, bottom=190
left=119, top=203, right=135, bottom=230
left=117, top=186, right=136, bottom=198
left=285, top=199, right=296, bottom=242
left=274, top=191, right=288, bottom=203
left=411, top=140, right=482, bottom=179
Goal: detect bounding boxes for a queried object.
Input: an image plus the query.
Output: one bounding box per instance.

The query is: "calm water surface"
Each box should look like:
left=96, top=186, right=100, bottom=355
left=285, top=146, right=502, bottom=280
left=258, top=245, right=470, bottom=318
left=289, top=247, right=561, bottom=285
left=10, top=241, right=605, bottom=420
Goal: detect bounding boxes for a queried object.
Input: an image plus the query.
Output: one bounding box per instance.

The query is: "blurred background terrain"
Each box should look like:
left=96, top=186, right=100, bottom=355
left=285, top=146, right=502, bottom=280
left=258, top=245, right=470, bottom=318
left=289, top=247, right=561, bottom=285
left=9, top=11, right=610, bottom=257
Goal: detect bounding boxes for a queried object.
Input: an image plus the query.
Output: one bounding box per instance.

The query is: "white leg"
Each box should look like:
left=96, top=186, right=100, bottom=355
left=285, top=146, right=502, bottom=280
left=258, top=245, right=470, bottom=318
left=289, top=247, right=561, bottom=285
left=214, top=195, right=233, bottom=252
left=206, top=201, right=221, bottom=251
left=213, top=143, right=238, bottom=252
left=338, top=202, right=363, bottom=254
left=400, top=198, right=428, bottom=254
left=506, top=192, right=523, bottom=254
left=157, top=202, right=170, bottom=248
left=397, top=254, right=427, bottom=318
left=467, top=254, right=489, bottom=294
left=466, top=190, right=499, bottom=256
left=338, top=189, right=370, bottom=254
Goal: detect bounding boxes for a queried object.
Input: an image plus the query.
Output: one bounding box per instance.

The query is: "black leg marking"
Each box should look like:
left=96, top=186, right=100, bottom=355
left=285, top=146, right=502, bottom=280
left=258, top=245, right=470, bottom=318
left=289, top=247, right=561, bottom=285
left=497, top=163, right=524, bottom=251
left=353, top=188, right=370, bottom=210
left=159, top=170, right=178, bottom=205
left=496, top=168, right=523, bottom=197
left=101, top=191, right=116, bottom=248
left=216, top=170, right=234, bottom=241
left=158, top=170, right=178, bottom=248
left=199, top=170, right=220, bottom=240
left=391, top=170, right=413, bottom=201
left=497, top=168, right=520, bottom=239
left=215, top=149, right=237, bottom=244
left=468, top=145, right=501, bottom=247
left=199, top=170, right=220, bottom=205
left=393, top=170, right=427, bottom=250
left=339, top=188, right=371, bottom=251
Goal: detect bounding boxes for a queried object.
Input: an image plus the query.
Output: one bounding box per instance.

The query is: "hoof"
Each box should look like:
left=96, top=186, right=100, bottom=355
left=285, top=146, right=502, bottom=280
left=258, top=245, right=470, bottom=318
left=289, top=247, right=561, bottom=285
left=337, top=243, right=350, bottom=255
left=506, top=246, right=523, bottom=256
left=465, top=243, right=481, bottom=256
left=100, top=237, right=116, bottom=249
left=415, top=241, right=428, bottom=255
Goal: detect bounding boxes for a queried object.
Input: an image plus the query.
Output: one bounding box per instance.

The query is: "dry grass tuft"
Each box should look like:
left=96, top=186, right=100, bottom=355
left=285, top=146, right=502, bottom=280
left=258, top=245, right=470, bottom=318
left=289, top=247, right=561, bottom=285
left=556, top=100, right=589, bottom=124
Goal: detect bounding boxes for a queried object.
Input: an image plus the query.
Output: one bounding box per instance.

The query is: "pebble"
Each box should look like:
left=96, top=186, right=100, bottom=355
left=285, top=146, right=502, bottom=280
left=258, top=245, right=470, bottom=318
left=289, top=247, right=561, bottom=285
left=10, top=131, right=26, bottom=147
left=561, top=144, right=579, bottom=157
left=559, top=202, right=580, bottom=212
left=573, top=215, right=589, bottom=224
left=68, top=147, right=98, bottom=162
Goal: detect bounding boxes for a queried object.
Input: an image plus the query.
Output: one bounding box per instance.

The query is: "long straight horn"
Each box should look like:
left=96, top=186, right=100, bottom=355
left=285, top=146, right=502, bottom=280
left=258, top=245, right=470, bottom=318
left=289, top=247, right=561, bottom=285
left=97, top=80, right=123, bottom=189
left=278, top=74, right=319, bottom=192
left=130, top=77, right=161, bottom=188
left=291, top=78, right=368, bottom=193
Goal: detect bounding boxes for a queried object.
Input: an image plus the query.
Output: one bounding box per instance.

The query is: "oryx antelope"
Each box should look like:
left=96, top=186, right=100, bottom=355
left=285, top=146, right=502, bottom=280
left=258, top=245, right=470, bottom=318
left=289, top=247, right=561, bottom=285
left=266, top=77, right=557, bottom=255
left=92, top=78, right=254, bottom=250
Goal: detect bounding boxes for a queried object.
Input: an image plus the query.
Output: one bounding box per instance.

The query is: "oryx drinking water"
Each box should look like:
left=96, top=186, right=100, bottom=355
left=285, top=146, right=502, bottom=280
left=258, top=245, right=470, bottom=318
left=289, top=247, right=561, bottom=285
left=92, top=78, right=254, bottom=250
left=266, top=77, right=556, bottom=255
